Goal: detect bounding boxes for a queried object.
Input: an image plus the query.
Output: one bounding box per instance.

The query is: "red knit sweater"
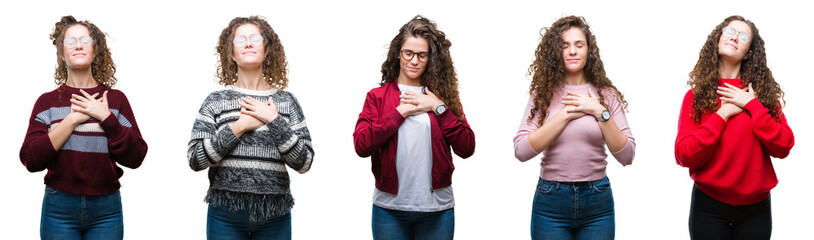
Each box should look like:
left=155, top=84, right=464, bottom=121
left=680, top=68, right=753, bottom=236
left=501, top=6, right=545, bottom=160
left=675, top=78, right=794, bottom=205
left=20, top=84, right=148, bottom=196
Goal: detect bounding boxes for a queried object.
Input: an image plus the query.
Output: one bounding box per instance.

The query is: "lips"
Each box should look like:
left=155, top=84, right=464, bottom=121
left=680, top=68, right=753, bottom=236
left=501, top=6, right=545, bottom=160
left=566, top=58, right=581, bottom=62
left=72, top=53, right=86, bottom=56
left=242, top=51, right=256, bottom=55
left=725, top=42, right=738, bottom=50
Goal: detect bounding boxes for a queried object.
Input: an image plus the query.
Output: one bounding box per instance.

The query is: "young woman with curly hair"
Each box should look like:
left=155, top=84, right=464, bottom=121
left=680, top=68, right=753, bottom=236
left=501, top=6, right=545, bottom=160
left=675, top=15, right=794, bottom=240
left=513, top=16, right=635, bottom=240
left=353, top=15, right=475, bottom=240
left=19, top=16, right=148, bottom=240
left=187, top=16, right=313, bottom=239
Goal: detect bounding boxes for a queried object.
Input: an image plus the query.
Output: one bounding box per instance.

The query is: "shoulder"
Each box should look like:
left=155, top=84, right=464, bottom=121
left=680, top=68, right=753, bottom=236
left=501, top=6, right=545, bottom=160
left=366, top=83, right=392, bottom=98
left=203, top=89, right=235, bottom=103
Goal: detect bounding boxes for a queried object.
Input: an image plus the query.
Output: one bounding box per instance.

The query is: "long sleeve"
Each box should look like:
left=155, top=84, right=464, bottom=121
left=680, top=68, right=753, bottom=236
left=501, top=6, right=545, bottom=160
left=101, top=92, right=147, bottom=169
left=605, top=90, right=635, bottom=166
left=188, top=95, right=241, bottom=171
left=674, top=90, right=727, bottom=169
left=435, top=103, right=475, bottom=158
left=353, top=90, right=405, bottom=157
left=743, top=99, right=794, bottom=158
left=513, top=96, right=542, bottom=162
left=19, top=96, right=59, bottom=172
left=262, top=92, right=314, bottom=174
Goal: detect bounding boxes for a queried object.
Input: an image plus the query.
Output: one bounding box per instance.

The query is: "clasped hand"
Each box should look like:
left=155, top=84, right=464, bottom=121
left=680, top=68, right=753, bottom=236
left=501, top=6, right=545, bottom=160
left=235, top=96, right=279, bottom=132
left=68, top=89, right=109, bottom=123
left=560, top=91, right=606, bottom=121
left=397, top=88, right=444, bottom=117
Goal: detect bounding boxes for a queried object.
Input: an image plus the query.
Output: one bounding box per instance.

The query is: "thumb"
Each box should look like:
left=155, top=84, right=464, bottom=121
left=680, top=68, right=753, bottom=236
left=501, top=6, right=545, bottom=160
left=748, top=83, right=754, bottom=93
left=102, top=91, right=109, bottom=103
left=588, top=90, right=593, bottom=98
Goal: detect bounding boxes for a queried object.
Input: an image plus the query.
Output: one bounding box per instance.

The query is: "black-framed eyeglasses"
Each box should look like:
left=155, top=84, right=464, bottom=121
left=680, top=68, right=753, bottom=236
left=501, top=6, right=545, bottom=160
left=400, top=49, right=429, bottom=63
left=722, top=26, right=751, bottom=43
left=64, top=36, right=93, bottom=48
left=233, top=34, right=264, bottom=47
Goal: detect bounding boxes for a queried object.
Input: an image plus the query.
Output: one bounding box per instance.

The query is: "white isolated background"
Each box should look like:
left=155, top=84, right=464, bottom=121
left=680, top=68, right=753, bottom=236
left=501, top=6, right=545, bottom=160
left=1, top=0, right=811, bottom=239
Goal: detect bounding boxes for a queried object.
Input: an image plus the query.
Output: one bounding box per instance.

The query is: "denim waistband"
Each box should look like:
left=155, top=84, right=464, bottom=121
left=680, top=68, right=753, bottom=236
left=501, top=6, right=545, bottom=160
left=540, top=176, right=607, bottom=186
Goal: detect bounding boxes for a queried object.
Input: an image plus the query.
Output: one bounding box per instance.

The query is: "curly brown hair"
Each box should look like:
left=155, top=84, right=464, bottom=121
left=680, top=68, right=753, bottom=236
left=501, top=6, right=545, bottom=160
left=50, top=15, right=116, bottom=89
left=216, top=16, right=288, bottom=89
left=688, top=15, right=784, bottom=123
left=381, top=15, right=464, bottom=120
left=527, top=16, right=627, bottom=125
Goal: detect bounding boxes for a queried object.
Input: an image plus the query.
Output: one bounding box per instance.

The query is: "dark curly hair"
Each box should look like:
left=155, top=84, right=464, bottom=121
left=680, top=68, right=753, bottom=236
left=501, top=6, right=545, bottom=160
left=381, top=15, right=464, bottom=120
left=50, top=15, right=116, bottom=89
left=216, top=16, right=288, bottom=89
left=688, top=15, right=784, bottom=123
left=527, top=16, right=627, bottom=125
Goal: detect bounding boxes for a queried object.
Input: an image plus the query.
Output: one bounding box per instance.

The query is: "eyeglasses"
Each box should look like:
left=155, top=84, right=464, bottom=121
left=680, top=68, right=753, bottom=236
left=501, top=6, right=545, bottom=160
left=400, top=49, right=429, bottom=63
left=233, top=34, right=264, bottom=47
left=722, top=26, right=751, bottom=43
left=64, top=36, right=93, bottom=48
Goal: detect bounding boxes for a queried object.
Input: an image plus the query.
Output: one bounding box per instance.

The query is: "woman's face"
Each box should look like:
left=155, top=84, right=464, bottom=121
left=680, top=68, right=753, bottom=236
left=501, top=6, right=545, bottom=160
left=717, top=20, right=752, bottom=62
left=231, top=23, right=265, bottom=69
left=561, top=27, right=588, bottom=74
left=399, top=36, right=429, bottom=82
left=62, top=25, right=94, bottom=70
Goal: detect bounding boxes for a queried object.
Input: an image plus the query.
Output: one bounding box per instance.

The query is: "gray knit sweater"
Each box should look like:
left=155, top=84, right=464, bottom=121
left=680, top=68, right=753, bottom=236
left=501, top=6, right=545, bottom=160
left=188, top=87, right=313, bottom=222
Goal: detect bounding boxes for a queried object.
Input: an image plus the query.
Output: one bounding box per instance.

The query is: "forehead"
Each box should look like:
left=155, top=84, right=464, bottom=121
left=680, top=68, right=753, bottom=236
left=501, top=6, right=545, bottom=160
left=235, top=23, right=261, bottom=35
left=561, top=27, right=586, bottom=42
left=726, top=20, right=752, bottom=35
left=64, top=25, right=90, bottom=37
left=401, top=36, right=428, bottom=51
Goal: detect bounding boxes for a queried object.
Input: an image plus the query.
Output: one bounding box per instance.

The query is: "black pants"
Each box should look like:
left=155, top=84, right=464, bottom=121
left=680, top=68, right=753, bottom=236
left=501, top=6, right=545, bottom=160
left=689, top=185, right=772, bottom=240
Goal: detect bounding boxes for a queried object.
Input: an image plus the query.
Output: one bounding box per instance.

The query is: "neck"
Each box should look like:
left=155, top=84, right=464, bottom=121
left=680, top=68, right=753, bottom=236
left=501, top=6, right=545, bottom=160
left=719, top=59, right=741, bottom=79
left=65, top=67, right=98, bottom=88
left=397, top=74, right=421, bottom=86
left=564, top=71, right=587, bottom=85
left=235, top=66, right=271, bottom=90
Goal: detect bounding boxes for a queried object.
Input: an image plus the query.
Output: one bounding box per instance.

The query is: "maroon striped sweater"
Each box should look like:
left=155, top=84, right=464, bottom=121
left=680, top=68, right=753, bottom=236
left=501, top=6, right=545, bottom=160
left=20, top=84, right=147, bottom=196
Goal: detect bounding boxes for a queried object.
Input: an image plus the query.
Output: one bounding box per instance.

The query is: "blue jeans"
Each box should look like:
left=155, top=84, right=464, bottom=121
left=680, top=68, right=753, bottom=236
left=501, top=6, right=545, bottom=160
left=689, top=185, right=772, bottom=240
left=371, top=204, right=454, bottom=240
left=207, top=203, right=291, bottom=240
left=531, top=177, right=615, bottom=240
left=40, top=186, right=124, bottom=240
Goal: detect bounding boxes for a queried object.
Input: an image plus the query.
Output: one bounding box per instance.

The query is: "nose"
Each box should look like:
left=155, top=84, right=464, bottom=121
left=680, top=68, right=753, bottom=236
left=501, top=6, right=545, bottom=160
left=568, top=45, right=577, bottom=55
left=409, top=55, right=420, bottom=65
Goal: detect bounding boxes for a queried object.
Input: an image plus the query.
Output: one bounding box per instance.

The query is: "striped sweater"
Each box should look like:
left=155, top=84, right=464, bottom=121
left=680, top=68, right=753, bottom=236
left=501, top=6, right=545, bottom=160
left=19, top=84, right=148, bottom=196
left=188, top=86, right=313, bottom=222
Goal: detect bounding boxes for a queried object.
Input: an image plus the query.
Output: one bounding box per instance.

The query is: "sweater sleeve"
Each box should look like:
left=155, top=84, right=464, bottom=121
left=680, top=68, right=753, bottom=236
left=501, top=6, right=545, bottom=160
left=187, top=94, right=241, bottom=171
left=19, top=95, right=59, bottom=172
left=605, top=90, right=635, bottom=166
left=513, top=96, right=541, bottom=162
left=435, top=103, right=475, bottom=158
left=674, top=90, right=727, bottom=169
left=100, top=91, right=148, bottom=169
left=743, top=99, right=794, bottom=158
left=353, top=90, right=405, bottom=158
left=262, top=92, right=314, bottom=174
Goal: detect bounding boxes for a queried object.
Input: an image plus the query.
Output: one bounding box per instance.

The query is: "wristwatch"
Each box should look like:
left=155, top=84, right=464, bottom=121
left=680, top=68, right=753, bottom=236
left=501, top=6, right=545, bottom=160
left=434, top=104, right=447, bottom=115
left=596, top=110, right=610, bottom=122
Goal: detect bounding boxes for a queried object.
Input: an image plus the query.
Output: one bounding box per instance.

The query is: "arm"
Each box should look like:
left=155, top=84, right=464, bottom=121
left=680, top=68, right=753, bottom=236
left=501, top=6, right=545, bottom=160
left=674, top=90, right=728, bottom=169
left=599, top=94, right=635, bottom=166
left=188, top=95, right=241, bottom=171
left=261, top=93, right=314, bottom=174
left=19, top=97, right=60, bottom=172
left=435, top=103, right=475, bottom=158
left=353, top=91, right=405, bottom=157
left=100, top=92, right=148, bottom=169
left=743, top=99, right=794, bottom=158
left=513, top=95, right=583, bottom=161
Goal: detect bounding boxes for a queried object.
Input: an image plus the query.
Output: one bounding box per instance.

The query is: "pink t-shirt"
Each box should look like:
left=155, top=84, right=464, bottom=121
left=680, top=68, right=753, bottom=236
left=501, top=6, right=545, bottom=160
left=513, top=83, right=635, bottom=182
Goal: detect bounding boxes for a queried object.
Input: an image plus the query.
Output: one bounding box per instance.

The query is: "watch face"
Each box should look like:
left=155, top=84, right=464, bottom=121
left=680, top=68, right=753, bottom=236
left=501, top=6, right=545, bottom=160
left=436, top=105, right=447, bottom=114
left=602, top=111, right=610, bottom=119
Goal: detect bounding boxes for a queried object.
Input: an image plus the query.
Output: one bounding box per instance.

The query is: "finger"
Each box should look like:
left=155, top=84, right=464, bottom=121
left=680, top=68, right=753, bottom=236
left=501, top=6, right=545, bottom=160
left=90, top=92, right=100, bottom=100
left=561, top=100, right=579, bottom=106
left=240, top=102, right=255, bottom=111
left=70, top=98, right=88, bottom=108
left=588, top=90, right=593, bottom=98
left=101, top=91, right=108, bottom=103
left=424, top=88, right=436, bottom=96
left=567, top=91, right=585, bottom=97
left=79, top=89, right=95, bottom=99
left=562, top=96, right=579, bottom=101
left=716, top=89, right=734, bottom=97
left=72, top=94, right=90, bottom=102
left=748, top=83, right=754, bottom=93
left=401, top=99, right=419, bottom=105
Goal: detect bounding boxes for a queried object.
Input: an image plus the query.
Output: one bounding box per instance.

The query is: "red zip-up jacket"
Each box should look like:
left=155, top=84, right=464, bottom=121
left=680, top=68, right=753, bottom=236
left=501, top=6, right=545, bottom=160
left=675, top=79, right=794, bottom=205
left=354, top=82, right=475, bottom=194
